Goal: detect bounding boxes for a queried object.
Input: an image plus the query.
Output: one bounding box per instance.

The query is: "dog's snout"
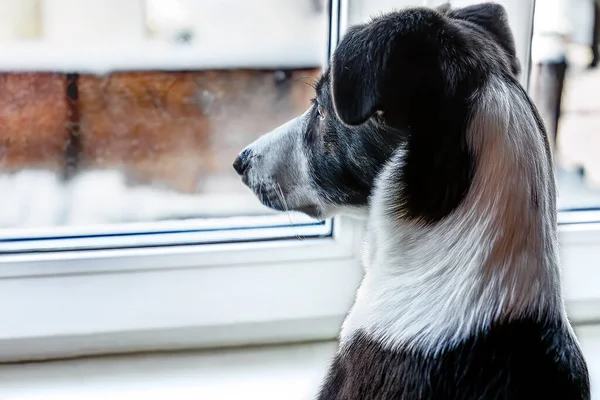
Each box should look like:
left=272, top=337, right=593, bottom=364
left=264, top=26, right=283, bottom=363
left=233, top=149, right=251, bottom=176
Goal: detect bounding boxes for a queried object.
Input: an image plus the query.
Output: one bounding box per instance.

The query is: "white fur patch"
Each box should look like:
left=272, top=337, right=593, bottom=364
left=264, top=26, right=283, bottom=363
left=242, top=109, right=331, bottom=217
left=340, top=76, right=567, bottom=353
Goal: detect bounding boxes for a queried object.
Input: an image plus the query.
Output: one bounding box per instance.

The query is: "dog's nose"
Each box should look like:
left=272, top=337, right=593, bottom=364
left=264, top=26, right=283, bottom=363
left=233, top=149, right=251, bottom=176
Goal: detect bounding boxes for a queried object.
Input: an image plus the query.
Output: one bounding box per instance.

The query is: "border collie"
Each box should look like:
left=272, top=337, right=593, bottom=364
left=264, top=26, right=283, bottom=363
left=234, top=3, right=590, bottom=398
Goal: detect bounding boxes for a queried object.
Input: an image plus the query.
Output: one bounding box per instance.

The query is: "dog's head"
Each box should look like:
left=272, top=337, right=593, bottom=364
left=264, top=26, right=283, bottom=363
left=234, top=2, right=520, bottom=220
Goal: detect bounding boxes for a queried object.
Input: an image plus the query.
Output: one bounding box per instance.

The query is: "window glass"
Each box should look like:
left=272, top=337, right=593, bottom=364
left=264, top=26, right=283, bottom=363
left=530, top=0, right=600, bottom=212
left=0, top=0, right=331, bottom=249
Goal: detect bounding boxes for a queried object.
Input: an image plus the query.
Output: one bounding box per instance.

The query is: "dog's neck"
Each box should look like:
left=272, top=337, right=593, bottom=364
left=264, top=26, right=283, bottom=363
left=340, top=76, right=566, bottom=354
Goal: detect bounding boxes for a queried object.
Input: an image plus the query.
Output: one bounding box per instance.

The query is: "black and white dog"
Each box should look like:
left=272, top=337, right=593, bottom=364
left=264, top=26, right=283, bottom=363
left=234, top=3, right=590, bottom=399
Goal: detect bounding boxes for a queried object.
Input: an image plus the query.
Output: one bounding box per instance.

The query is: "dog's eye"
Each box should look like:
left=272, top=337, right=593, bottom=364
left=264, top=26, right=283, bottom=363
left=311, top=97, right=326, bottom=120
left=317, top=104, right=326, bottom=119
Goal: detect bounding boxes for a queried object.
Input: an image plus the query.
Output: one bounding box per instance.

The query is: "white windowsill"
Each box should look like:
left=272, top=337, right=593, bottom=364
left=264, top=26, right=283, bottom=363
left=0, top=341, right=338, bottom=400
left=3, top=324, right=600, bottom=400
left=1, top=217, right=600, bottom=363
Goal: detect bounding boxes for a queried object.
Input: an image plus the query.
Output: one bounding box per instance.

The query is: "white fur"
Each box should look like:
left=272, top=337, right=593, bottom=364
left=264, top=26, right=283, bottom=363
left=334, top=205, right=369, bottom=220
left=340, top=76, right=568, bottom=353
left=242, top=109, right=331, bottom=216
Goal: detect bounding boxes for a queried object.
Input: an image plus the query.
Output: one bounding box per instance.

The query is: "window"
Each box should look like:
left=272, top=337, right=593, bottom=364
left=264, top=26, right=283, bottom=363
left=0, top=0, right=599, bottom=363
left=530, top=0, right=600, bottom=212
left=0, top=0, right=364, bottom=362
left=527, top=0, right=600, bottom=323
left=0, top=0, right=332, bottom=252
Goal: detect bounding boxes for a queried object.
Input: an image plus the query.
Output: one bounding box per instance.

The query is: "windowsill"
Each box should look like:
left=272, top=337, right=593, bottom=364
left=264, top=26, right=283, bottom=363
left=1, top=218, right=599, bottom=363
left=0, top=341, right=338, bottom=400
left=3, top=324, right=600, bottom=400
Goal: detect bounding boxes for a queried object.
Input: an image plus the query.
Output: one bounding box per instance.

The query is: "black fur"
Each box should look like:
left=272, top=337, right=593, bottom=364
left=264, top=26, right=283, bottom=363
left=325, top=5, right=519, bottom=222
left=442, top=2, right=521, bottom=76
left=318, top=318, right=590, bottom=399
left=304, top=72, right=403, bottom=208
left=311, top=3, right=590, bottom=399
left=235, top=3, right=591, bottom=397
left=236, top=4, right=521, bottom=223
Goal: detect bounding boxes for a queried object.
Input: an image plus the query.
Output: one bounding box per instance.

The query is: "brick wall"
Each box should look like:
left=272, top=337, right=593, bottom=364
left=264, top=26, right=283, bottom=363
left=0, top=68, right=321, bottom=193
left=0, top=73, right=69, bottom=171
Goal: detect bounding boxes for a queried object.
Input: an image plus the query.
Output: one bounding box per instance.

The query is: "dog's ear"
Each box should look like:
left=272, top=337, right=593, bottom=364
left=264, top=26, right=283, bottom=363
left=444, top=2, right=520, bottom=76
left=330, top=19, right=435, bottom=126
left=330, top=24, right=385, bottom=126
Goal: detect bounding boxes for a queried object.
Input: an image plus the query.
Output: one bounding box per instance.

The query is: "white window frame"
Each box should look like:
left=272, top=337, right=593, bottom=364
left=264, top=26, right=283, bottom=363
left=0, top=216, right=366, bottom=362
left=0, top=215, right=333, bottom=253
left=1, top=0, right=600, bottom=363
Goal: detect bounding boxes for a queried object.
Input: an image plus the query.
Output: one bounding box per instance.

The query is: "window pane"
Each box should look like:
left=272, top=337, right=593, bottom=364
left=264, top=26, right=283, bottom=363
left=0, top=0, right=331, bottom=245
left=529, top=0, right=600, bottom=214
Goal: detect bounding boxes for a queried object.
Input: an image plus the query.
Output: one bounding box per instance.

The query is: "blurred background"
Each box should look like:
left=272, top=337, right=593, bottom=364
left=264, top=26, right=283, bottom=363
left=0, top=0, right=326, bottom=230
left=530, top=0, right=600, bottom=210
left=0, top=0, right=597, bottom=228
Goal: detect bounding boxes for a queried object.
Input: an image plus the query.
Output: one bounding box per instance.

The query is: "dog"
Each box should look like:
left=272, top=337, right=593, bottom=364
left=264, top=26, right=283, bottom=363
left=233, top=2, right=590, bottom=399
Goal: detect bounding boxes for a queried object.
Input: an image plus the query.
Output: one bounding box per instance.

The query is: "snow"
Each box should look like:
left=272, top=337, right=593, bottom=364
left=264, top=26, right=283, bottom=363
left=0, top=168, right=269, bottom=229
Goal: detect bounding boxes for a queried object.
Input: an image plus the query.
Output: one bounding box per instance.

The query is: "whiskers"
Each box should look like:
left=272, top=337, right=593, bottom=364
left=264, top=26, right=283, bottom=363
left=275, top=182, right=304, bottom=240
left=254, top=180, right=307, bottom=241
